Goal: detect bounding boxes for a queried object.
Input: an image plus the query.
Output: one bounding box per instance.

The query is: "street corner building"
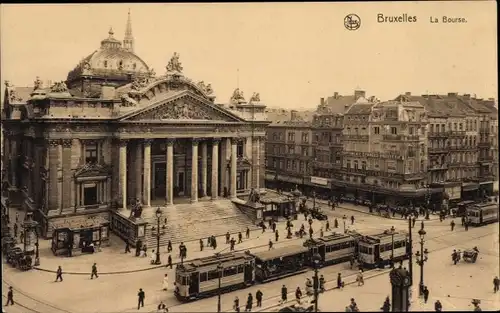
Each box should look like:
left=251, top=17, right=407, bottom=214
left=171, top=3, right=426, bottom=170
left=265, top=90, right=499, bottom=208
left=1, top=14, right=270, bottom=246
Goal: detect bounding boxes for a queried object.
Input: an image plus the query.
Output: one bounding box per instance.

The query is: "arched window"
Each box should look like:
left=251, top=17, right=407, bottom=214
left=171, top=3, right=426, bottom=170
left=104, top=60, right=108, bottom=68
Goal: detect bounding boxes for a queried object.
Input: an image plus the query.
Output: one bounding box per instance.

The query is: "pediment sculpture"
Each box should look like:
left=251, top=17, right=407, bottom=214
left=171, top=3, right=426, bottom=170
left=159, top=101, right=213, bottom=120
left=4, top=80, right=11, bottom=88
left=74, top=162, right=111, bottom=177
left=148, top=68, right=156, bottom=78
left=50, top=81, right=68, bottom=93
left=33, top=77, right=43, bottom=90
left=9, top=90, right=22, bottom=102
left=131, top=76, right=149, bottom=91
left=197, top=81, right=214, bottom=95
left=231, top=88, right=245, bottom=103
left=166, top=52, right=183, bottom=73
left=249, top=92, right=260, bottom=102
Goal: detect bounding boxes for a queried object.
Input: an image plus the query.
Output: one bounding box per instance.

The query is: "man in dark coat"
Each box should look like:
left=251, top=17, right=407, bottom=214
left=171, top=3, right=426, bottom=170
left=137, top=288, right=145, bottom=310
left=280, top=285, right=287, bottom=304
left=91, top=263, right=98, bottom=279
left=55, top=266, right=63, bottom=282
left=5, top=286, right=14, bottom=306
left=255, top=290, right=263, bottom=307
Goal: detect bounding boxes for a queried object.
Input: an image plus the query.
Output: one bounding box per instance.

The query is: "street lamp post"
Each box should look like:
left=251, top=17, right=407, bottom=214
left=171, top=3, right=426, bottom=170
left=425, top=186, right=431, bottom=220
left=312, top=191, right=316, bottom=210
left=312, top=253, right=321, bottom=312
left=390, top=226, right=396, bottom=262
left=408, top=217, right=413, bottom=286
left=153, top=207, right=163, bottom=265
left=415, top=221, right=429, bottom=295
left=217, top=262, right=223, bottom=313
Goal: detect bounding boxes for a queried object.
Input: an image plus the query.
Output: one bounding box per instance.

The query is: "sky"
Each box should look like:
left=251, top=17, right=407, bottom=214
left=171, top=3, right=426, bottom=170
left=1, top=2, right=497, bottom=110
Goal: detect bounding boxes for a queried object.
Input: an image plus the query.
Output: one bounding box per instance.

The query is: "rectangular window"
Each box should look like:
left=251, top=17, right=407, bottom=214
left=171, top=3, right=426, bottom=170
left=237, top=142, right=244, bottom=157
left=200, top=272, right=208, bottom=282
left=390, top=127, right=397, bottom=135
left=223, top=266, right=238, bottom=277
left=374, top=127, right=380, bottom=134
left=207, top=270, right=219, bottom=280
left=85, top=142, right=98, bottom=164
left=83, top=183, right=98, bottom=206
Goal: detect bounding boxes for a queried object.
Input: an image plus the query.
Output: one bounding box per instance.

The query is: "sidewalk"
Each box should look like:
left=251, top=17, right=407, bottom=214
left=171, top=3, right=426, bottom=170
left=309, top=198, right=440, bottom=221
left=31, top=217, right=329, bottom=274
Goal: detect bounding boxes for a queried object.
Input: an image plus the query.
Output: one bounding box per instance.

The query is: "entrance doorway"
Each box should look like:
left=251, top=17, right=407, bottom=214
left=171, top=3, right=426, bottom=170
left=177, top=171, right=185, bottom=196
left=154, top=162, right=166, bottom=199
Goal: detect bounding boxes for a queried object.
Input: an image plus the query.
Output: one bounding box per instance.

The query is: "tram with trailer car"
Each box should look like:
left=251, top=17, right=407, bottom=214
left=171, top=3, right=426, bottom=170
left=303, top=232, right=360, bottom=267
left=174, top=252, right=255, bottom=301
left=466, top=202, right=498, bottom=226
left=357, top=230, right=409, bottom=268
left=250, top=244, right=310, bottom=282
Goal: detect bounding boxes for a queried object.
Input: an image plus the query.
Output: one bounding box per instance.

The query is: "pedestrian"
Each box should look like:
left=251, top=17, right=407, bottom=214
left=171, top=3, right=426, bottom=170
left=19, top=232, right=24, bottom=243
left=349, top=298, right=359, bottom=312
left=412, top=217, right=416, bottom=228
left=207, top=236, right=212, bottom=248
left=230, top=238, right=236, bottom=251
left=163, top=274, right=168, bottom=291
left=55, top=266, right=63, bottom=282
left=167, top=240, right=173, bottom=253
left=337, top=273, right=343, bottom=289
left=135, top=240, right=141, bottom=256
left=261, top=223, right=266, bottom=233
left=465, top=221, right=469, bottom=231
left=268, top=239, right=273, bottom=250
left=351, top=215, right=355, bottom=225
left=151, top=250, right=157, bottom=264
left=275, top=229, right=279, bottom=242
left=493, top=276, right=499, bottom=293
left=91, top=263, right=98, bottom=279
left=381, top=296, right=390, bottom=312
left=450, top=220, right=455, bottom=231
left=280, top=284, right=287, bottom=305
left=157, top=301, right=167, bottom=313
left=125, top=242, right=131, bottom=253
left=308, top=218, right=313, bottom=226
left=326, top=220, right=330, bottom=231
left=461, top=216, right=465, bottom=226
left=309, top=226, right=313, bottom=238
left=5, top=286, right=14, bottom=306
left=423, top=286, right=429, bottom=303
left=200, top=239, right=204, bottom=251
left=167, top=254, right=173, bottom=269
left=213, top=237, right=218, bottom=250
left=226, top=231, right=231, bottom=244
left=234, top=296, right=240, bottom=312
left=434, top=300, right=442, bottom=312
left=15, top=212, right=19, bottom=223
left=13, top=222, right=18, bottom=237
left=272, top=222, right=277, bottom=233
left=320, top=227, right=324, bottom=238
left=295, top=286, right=302, bottom=304
left=319, top=274, right=325, bottom=292
left=142, top=244, right=148, bottom=257
left=137, top=288, right=145, bottom=310
left=245, top=293, right=253, bottom=312
left=255, top=290, right=263, bottom=307
left=238, top=232, right=243, bottom=244
left=356, top=270, right=364, bottom=286
left=246, top=227, right=250, bottom=239
left=334, top=218, right=339, bottom=228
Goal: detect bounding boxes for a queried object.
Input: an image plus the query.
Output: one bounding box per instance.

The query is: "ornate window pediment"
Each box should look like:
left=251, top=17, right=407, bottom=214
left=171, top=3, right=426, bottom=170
left=74, top=163, right=111, bottom=178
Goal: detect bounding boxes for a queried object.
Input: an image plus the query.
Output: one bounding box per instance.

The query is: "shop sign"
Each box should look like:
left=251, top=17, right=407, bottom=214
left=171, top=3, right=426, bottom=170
left=445, top=186, right=461, bottom=200
left=311, top=176, right=328, bottom=186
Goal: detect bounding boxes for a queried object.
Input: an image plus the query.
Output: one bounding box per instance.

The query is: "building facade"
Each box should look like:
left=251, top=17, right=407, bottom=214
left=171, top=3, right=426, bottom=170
left=2, top=17, right=268, bottom=238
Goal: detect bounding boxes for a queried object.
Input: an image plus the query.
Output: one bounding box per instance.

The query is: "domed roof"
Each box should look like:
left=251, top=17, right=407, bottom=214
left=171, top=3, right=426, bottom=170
left=67, top=27, right=149, bottom=83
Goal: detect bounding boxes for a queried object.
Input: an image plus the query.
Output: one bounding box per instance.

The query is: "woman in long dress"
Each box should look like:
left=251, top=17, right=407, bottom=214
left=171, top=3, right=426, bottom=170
left=163, top=274, right=168, bottom=291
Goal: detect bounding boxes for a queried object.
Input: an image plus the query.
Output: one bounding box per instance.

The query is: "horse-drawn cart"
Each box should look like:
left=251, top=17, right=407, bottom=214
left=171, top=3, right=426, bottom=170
left=463, top=247, right=479, bottom=263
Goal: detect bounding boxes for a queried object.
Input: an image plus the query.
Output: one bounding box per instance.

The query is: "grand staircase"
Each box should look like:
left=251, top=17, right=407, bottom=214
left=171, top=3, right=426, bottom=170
left=143, top=199, right=259, bottom=247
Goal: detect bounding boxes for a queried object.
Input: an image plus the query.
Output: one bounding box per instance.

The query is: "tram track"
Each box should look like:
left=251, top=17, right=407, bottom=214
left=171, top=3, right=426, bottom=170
left=1, top=278, right=73, bottom=313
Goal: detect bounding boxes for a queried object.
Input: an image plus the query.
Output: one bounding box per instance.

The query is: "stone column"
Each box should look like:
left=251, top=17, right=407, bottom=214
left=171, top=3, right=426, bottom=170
left=143, top=139, right=152, bottom=207
left=201, top=140, right=208, bottom=197
left=220, top=139, right=228, bottom=197
left=4, top=136, right=10, bottom=182
left=48, top=139, right=60, bottom=212
left=61, top=139, right=73, bottom=211
left=119, top=140, right=128, bottom=209
left=10, top=138, right=18, bottom=187
left=253, top=136, right=261, bottom=191
left=191, top=139, right=200, bottom=203
left=135, top=142, right=143, bottom=202
left=230, top=138, right=238, bottom=198
left=166, top=139, right=175, bottom=206
left=211, top=139, right=220, bottom=200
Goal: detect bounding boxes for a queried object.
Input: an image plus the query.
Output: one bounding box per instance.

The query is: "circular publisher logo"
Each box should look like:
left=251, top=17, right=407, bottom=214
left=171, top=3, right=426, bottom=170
left=344, top=14, right=361, bottom=30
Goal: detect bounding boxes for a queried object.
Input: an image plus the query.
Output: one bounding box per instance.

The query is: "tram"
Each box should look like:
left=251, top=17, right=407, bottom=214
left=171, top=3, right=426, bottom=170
left=251, top=244, right=310, bottom=282
left=174, top=252, right=255, bottom=301
left=303, top=232, right=360, bottom=267
left=466, top=202, right=499, bottom=226
left=357, top=229, right=409, bottom=268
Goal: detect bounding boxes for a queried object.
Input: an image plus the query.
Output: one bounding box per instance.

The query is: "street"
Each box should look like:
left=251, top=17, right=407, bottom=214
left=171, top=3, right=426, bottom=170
left=3, top=203, right=498, bottom=313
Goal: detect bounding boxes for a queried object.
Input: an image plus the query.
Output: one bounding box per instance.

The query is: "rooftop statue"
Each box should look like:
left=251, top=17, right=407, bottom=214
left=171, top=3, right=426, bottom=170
left=33, top=76, right=43, bottom=90
left=197, top=81, right=214, bottom=95
left=148, top=68, right=156, bottom=78
left=205, top=83, right=213, bottom=95
left=166, top=52, right=183, bottom=73
left=131, top=76, right=149, bottom=91
left=50, top=81, right=68, bottom=93
left=250, top=92, right=261, bottom=102
left=231, top=88, right=245, bottom=102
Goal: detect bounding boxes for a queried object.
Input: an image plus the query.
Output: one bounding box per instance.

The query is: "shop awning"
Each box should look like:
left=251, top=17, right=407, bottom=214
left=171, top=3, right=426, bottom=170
left=462, top=183, right=479, bottom=192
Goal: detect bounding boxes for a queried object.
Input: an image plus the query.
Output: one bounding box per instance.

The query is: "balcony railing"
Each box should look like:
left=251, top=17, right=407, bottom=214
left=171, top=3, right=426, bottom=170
left=428, top=132, right=448, bottom=138
left=312, top=161, right=338, bottom=169
left=383, top=134, right=420, bottom=141
left=342, top=167, right=427, bottom=180
left=478, top=142, right=491, bottom=147
left=428, top=164, right=448, bottom=171
left=479, top=128, right=490, bottom=135
left=448, top=131, right=466, bottom=137
left=342, top=151, right=403, bottom=160
left=343, top=134, right=369, bottom=140
left=383, top=134, right=403, bottom=141
left=448, top=146, right=474, bottom=151
left=428, top=147, right=448, bottom=154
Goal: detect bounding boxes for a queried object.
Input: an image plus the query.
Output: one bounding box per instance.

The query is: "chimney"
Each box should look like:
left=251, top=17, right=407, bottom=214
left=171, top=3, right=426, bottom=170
left=354, top=90, right=365, bottom=100
left=334, top=92, right=339, bottom=99
left=290, top=110, right=298, bottom=121
left=320, top=98, right=325, bottom=106
left=447, top=92, right=457, bottom=97
left=405, top=92, right=411, bottom=96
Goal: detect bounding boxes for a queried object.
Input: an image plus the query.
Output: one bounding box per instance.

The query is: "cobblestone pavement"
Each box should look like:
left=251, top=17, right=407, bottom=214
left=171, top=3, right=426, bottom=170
left=3, top=200, right=496, bottom=313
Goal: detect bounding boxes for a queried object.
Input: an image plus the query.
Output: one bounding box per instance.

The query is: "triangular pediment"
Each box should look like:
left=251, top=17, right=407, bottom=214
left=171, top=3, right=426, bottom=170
left=120, top=92, right=243, bottom=122
left=74, top=163, right=111, bottom=178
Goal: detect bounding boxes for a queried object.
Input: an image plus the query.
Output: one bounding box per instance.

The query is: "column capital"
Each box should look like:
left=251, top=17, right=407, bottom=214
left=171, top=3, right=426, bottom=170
left=252, top=136, right=261, bottom=143
left=118, top=139, right=129, bottom=147
left=192, top=138, right=201, bottom=146
left=143, top=139, right=153, bottom=146
left=61, top=139, right=73, bottom=148
left=212, top=138, right=222, bottom=145
left=230, top=137, right=241, bottom=145
left=48, top=139, right=60, bottom=147
left=166, top=138, right=175, bottom=146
